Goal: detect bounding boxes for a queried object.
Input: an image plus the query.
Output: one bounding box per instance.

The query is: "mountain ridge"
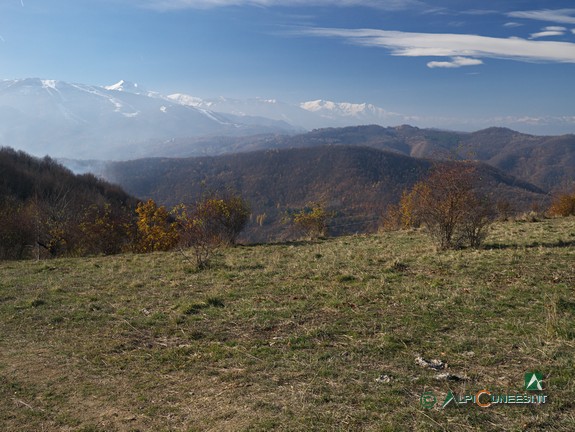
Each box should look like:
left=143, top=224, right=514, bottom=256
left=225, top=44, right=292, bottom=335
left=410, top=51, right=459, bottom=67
left=136, top=124, right=574, bottom=192
left=0, top=78, right=299, bottom=159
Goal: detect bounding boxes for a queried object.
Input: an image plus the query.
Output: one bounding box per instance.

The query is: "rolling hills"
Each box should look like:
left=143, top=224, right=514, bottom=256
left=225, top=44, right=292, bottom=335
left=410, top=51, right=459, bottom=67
left=104, top=145, right=548, bottom=243
left=144, top=125, right=575, bottom=193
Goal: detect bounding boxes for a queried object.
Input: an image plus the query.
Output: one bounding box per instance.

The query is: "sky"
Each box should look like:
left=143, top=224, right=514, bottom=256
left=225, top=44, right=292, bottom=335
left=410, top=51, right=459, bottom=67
left=1, top=0, right=575, bottom=134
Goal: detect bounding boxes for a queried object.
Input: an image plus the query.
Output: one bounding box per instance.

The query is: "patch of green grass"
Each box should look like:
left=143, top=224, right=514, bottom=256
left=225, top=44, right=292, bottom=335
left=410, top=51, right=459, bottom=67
left=0, top=217, right=574, bottom=430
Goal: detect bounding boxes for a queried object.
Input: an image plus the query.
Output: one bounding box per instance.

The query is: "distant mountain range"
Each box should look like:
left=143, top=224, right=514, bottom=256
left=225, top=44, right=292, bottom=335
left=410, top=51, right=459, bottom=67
left=167, top=93, right=401, bottom=130
left=0, top=78, right=298, bottom=159
left=108, top=124, right=574, bottom=193
left=2, top=78, right=574, bottom=188
left=1, top=77, right=573, bottom=239
left=0, top=78, right=404, bottom=160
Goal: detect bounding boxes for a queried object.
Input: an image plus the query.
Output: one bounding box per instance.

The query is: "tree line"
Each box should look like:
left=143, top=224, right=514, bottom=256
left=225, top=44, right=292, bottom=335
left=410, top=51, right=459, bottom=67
left=0, top=147, right=251, bottom=267
left=2, top=148, right=573, bottom=263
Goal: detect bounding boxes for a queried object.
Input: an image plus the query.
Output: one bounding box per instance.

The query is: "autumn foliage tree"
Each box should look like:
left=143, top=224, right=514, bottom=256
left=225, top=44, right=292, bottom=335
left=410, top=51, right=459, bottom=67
left=172, top=194, right=250, bottom=268
left=398, top=163, right=495, bottom=250
left=381, top=188, right=423, bottom=231
left=78, top=203, right=134, bottom=255
left=134, top=199, right=179, bottom=252
left=203, top=194, right=251, bottom=246
left=290, top=202, right=330, bottom=240
left=548, top=189, right=575, bottom=217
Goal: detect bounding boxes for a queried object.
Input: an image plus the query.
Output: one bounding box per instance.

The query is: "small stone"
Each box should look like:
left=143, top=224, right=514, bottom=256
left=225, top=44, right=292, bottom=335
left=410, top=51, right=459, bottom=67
left=375, top=374, right=392, bottom=383
left=415, top=355, right=447, bottom=370
left=435, top=372, right=468, bottom=381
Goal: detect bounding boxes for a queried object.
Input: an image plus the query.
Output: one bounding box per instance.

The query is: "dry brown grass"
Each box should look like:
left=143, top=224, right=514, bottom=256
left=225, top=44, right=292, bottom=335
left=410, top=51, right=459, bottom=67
left=1, top=217, right=574, bottom=431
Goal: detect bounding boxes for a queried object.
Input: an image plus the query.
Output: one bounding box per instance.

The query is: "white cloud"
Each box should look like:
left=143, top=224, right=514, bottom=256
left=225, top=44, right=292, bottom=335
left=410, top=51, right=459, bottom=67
left=503, top=22, right=522, bottom=28
left=530, top=30, right=565, bottom=39
left=462, top=10, right=498, bottom=16
left=298, top=27, right=575, bottom=66
left=427, top=56, right=483, bottom=68
left=138, top=0, right=422, bottom=10
left=508, top=9, right=575, bottom=25
left=529, top=26, right=567, bottom=39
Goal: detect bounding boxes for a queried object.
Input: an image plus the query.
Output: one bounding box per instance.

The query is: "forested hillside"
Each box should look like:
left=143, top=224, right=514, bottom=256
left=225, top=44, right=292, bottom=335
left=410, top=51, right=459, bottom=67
left=105, top=145, right=548, bottom=243
left=142, top=125, right=575, bottom=193
left=0, top=147, right=137, bottom=259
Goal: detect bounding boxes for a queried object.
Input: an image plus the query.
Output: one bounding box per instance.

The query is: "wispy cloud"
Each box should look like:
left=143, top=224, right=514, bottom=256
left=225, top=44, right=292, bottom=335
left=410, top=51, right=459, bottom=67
left=461, top=9, right=498, bottom=16
left=138, top=0, right=423, bottom=10
left=503, top=22, right=522, bottom=28
left=427, top=57, right=483, bottom=68
left=529, top=26, right=567, bottom=39
left=529, top=26, right=568, bottom=39
left=508, top=9, right=575, bottom=25
left=530, top=30, right=564, bottom=39
left=297, top=27, right=575, bottom=67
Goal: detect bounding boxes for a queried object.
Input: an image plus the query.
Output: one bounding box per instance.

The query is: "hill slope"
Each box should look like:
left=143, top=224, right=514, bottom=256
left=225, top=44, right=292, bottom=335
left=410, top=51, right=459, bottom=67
left=1, top=218, right=574, bottom=431
left=147, top=125, right=575, bottom=192
left=104, top=145, right=547, bottom=242
left=0, top=147, right=137, bottom=258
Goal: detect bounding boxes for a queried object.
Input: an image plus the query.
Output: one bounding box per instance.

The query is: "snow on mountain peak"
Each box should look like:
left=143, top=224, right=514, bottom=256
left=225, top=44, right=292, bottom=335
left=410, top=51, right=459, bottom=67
left=300, top=100, right=331, bottom=112
left=105, top=80, right=144, bottom=93
left=300, top=99, right=374, bottom=116
left=41, top=79, right=58, bottom=90
left=167, top=93, right=205, bottom=107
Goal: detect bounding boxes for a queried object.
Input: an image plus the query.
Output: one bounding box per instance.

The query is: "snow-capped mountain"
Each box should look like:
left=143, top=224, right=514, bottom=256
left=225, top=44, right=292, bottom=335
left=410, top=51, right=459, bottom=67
left=168, top=93, right=402, bottom=130
left=167, top=94, right=324, bottom=130
left=104, top=79, right=146, bottom=94
left=299, top=100, right=400, bottom=125
left=0, top=78, right=297, bottom=159
left=0, top=77, right=402, bottom=160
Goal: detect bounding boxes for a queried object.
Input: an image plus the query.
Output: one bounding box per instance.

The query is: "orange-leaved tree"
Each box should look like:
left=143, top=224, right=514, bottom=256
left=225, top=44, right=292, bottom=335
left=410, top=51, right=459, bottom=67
left=79, top=203, right=134, bottom=256
left=134, top=199, right=179, bottom=252
left=548, top=189, right=575, bottom=217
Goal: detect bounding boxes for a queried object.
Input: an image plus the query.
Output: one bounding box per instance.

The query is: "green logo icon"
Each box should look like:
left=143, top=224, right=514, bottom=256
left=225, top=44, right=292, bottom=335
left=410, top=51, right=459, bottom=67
left=525, top=372, right=543, bottom=391
left=442, top=390, right=456, bottom=408
left=420, top=391, right=437, bottom=409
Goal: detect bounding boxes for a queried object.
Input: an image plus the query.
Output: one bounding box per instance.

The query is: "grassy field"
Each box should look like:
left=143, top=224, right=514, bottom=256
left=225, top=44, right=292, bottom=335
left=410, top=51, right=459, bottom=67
left=1, top=217, right=574, bottom=431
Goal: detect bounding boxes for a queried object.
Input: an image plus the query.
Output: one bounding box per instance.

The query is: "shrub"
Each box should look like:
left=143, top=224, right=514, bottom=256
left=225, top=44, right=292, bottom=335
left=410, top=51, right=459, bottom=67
left=204, top=194, right=250, bottom=246
left=381, top=189, right=421, bottom=232
left=291, top=202, right=330, bottom=239
left=172, top=203, right=216, bottom=269
left=78, top=203, right=134, bottom=256
left=134, top=199, right=179, bottom=253
left=402, top=163, right=495, bottom=250
left=549, top=190, right=575, bottom=217
left=172, top=193, right=250, bottom=269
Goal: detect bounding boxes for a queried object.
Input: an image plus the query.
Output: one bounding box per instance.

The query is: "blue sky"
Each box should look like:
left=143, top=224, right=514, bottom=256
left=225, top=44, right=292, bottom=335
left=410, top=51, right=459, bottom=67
left=1, top=0, right=575, bottom=133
